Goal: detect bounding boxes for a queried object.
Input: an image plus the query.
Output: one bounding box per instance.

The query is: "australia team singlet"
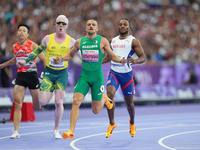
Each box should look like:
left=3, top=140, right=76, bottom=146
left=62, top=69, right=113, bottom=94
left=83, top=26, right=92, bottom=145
left=46, top=33, right=71, bottom=70
left=14, top=40, right=37, bottom=72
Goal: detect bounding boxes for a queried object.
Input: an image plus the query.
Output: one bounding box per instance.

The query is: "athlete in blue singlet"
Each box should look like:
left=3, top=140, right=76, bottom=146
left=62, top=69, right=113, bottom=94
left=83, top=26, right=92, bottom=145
left=103, top=18, right=146, bottom=138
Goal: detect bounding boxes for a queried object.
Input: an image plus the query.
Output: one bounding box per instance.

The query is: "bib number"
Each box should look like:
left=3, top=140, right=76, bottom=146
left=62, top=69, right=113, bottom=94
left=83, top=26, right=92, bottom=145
left=49, top=57, right=64, bottom=68
left=82, top=50, right=99, bottom=62
left=16, top=57, right=30, bottom=67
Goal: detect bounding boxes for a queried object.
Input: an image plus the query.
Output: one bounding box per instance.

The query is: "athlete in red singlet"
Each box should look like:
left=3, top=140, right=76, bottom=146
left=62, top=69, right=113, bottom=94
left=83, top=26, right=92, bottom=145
left=0, top=24, right=46, bottom=139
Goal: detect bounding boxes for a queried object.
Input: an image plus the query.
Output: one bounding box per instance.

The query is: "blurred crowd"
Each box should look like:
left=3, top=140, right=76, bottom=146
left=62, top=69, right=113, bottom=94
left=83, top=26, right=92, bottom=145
left=0, top=0, right=200, bottom=65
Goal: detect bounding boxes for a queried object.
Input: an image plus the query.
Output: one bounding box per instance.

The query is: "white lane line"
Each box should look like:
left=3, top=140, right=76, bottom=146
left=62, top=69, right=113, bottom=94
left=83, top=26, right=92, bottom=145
left=0, top=126, right=105, bottom=140
left=158, top=130, right=200, bottom=150
left=70, top=125, right=179, bottom=150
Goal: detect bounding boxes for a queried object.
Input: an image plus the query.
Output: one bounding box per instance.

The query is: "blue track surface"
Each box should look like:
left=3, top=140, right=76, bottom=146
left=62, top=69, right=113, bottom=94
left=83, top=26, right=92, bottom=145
left=0, top=104, right=200, bottom=150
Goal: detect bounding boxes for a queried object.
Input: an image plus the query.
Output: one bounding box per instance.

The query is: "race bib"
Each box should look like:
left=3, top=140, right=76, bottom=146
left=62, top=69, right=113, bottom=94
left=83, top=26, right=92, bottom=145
left=16, top=57, right=30, bottom=67
left=82, top=50, right=99, bottom=62
left=49, top=57, right=64, bottom=68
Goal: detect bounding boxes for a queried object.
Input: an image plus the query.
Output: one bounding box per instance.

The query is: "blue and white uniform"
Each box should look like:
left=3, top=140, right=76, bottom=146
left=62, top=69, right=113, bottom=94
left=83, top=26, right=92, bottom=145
left=107, top=35, right=136, bottom=96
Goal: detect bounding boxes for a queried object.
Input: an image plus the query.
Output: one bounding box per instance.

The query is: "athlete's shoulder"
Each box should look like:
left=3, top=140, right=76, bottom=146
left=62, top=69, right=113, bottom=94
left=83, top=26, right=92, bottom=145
left=111, top=35, right=120, bottom=43
left=13, top=42, right=18, bottom=48
left=27, top=39, right=33, bottom=43
left=70, top=36, right=76, bottom=44
left=129, top=35, right=136, bottom=40
left=96, top=35, right=102, bottom=38
left=13, top=43, right=18, bottom=51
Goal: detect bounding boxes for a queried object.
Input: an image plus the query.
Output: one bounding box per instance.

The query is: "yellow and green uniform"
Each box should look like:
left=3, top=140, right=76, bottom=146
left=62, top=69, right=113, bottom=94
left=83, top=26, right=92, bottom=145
left=74, top=35, right=104, bottom=101
left=25, top=33, right=72, bottom=92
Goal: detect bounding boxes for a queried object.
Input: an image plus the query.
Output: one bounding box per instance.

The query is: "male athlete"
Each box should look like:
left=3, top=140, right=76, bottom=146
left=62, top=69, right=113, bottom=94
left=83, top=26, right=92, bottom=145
left=0, top=24, right=46, bottom=139
left=103, top=18, right=146, bottom=138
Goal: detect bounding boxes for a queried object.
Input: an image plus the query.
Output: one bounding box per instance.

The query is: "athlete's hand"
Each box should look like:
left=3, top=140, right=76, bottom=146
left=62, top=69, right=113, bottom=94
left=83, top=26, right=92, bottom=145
left=127, top=55, right=136, bottom=65
left=0, top=64, right=5, bottom=69
left=16, top=60, right=26, bottom=68
left=53, top=56, right=62, bottom=64
left=120, top=57, right=127, bottom=65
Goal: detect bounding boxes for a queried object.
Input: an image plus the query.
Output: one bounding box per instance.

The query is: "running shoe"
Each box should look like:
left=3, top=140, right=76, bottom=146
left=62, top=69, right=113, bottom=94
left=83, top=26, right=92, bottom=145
left=62, top=130, right=75, bottom=139
left=103, top=93, right=113, bottom=109
left=10, top=131, right=20, bottom=139
left=53, top=129, right=62, bottom=139
left=129, top=119, right=136, bottom=137
left=106, top=123, right=117, bottom=138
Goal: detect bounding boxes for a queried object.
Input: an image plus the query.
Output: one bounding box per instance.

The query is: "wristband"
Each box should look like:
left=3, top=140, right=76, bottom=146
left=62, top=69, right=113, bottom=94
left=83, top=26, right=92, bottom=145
left=61, top=57, right=63, bottom=62
left=120, top=59, right=122, bottom=63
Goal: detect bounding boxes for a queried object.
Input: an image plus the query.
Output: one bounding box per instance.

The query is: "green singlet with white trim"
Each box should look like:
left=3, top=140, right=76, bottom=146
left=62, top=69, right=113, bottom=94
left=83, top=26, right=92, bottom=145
left=74, top=35, right=105, bottom=101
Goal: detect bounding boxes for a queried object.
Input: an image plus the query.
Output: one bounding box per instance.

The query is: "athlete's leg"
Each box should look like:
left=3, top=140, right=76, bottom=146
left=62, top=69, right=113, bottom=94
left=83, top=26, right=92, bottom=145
left=106, top=85, right=116, bottom=125
left=91, top=93, right=114, bottom=114
left=39, top=72, right=54, bottom=106
left=124, top=95, right=135, bottom=124
left=39, top=91, right=54, bottom=106
left=13, top=85, right=26, bottom=131
left=70, top=92, right=84, bottom=132
left=106, top=70, right=119, bottom=125
left=54, top=89, right=65, bottom=130
left=91, top=100, right=104, bottom=114
left=29, top=89, right=40, bottom=110
left=62, top=92, right=85, bottom=139
left=124, top=95, right=136, bottom=137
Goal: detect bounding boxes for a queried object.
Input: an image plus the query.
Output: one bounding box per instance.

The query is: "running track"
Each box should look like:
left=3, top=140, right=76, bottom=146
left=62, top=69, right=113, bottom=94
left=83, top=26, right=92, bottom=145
left=0, top=103, right=200, bottom=150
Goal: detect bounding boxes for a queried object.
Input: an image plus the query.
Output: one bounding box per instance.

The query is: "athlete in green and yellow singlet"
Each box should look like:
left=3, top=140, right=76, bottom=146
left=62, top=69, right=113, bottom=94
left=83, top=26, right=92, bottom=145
left=41, top=33, right=71, bottom=92
left=53, top=19, right=126, bottom=139
left=17, top=15, right=76, bottom=139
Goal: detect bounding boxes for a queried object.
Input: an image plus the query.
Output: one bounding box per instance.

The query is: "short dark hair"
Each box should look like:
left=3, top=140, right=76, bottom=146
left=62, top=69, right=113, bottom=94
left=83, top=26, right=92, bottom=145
left=17, top=24, right=30, bottom=33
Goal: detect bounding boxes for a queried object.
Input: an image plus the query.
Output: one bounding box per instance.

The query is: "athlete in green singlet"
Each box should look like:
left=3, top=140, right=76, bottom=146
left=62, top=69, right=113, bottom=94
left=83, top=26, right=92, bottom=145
left=53, top=19, right=127, bottom=139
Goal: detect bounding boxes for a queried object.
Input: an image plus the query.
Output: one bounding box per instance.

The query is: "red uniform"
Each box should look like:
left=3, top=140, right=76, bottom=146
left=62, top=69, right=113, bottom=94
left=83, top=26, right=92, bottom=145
left=14, top=40, right=37, bottom=72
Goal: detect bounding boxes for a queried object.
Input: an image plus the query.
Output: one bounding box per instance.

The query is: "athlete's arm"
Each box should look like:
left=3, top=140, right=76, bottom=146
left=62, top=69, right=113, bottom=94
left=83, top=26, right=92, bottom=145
left=0, top=44, right=16, bottom=69
left=53, top=39, right=80, bottom=64
left=69, top=37, right=76, bottom=51
left=128, top=39, right=146, bottom=65
left=102, top=51, right=112, bottom=64
left=31, top=42, right=46, bottom=68
left=101, top=37, right=126, bottom=65
left=0, top=57, right=16, bottom=69
left=25, top=36, right=48, bottom=63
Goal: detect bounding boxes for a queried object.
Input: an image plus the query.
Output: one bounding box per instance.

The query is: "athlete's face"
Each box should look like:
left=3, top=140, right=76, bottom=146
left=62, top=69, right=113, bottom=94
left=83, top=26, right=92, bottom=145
left=17, top=26, right=29, bottom=40
left=86, top=20, right=98, bottom=35
left=55, top=17, right=68, bottom=34
left=118, top=20, right=129, bottom=35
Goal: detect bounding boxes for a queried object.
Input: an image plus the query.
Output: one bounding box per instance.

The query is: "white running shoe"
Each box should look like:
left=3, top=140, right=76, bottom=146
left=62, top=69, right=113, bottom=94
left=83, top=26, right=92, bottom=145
left=53, top=129, right=62, bottom=139
left=10, top=131, right=20, bottom=139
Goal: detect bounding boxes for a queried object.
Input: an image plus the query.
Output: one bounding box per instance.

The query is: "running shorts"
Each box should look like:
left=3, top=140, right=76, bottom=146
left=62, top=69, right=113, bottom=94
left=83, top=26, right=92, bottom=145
left=15, top=71, right=40, bottom=89
left=74, top=69, right=104, bottom=101
left=40, top=66, right=68, bottom=92
left=106, top=69, right=135, bottom=96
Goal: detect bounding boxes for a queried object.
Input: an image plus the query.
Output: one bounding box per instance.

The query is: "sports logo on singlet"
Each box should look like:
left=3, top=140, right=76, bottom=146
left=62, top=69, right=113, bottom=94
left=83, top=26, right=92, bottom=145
left=61, top=46, right=66, bottom=51
left=82, top=50, right=99, bottom=62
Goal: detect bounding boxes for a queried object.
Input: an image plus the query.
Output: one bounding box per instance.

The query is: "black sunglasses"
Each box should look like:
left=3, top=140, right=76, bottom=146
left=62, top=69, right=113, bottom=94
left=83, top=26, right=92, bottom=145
left=56, top=22, right=67, bottom=26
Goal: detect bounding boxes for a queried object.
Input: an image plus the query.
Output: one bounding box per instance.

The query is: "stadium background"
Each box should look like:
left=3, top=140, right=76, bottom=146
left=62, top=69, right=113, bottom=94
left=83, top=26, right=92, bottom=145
left=0, top=0, right=200, bottom=108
